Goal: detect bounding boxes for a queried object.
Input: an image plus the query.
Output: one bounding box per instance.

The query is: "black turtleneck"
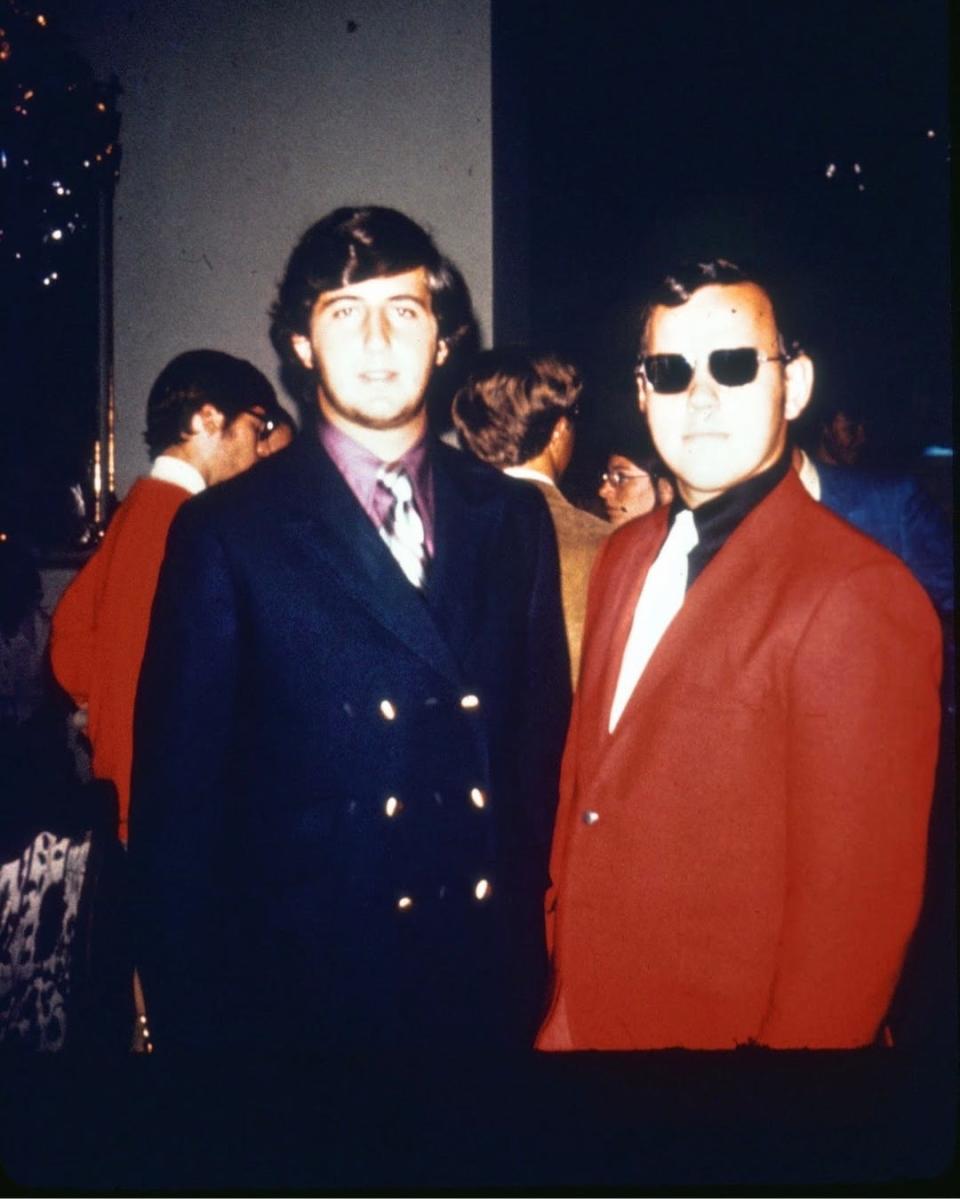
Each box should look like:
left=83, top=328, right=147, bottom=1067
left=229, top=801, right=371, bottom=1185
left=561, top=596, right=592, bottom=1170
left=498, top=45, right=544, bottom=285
left=672, top=448, right=792, bottom=591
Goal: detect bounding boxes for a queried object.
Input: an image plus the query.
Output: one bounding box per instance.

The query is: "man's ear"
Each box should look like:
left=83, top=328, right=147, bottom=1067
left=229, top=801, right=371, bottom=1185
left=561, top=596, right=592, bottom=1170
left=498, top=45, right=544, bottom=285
left=291, top=334, right=314, bottom=370
left=190, top=404, right=226, bottom=437
left=636, top=373, right=649, bottom=415
left=435, top=338, right=450, bottom=367
left=784, top=353, right=814, bottom=422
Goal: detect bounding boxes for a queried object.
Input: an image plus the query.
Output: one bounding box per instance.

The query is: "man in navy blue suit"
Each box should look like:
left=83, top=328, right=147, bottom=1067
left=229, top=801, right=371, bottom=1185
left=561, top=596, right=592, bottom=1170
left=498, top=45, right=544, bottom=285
left=130, top=208, right=570, bottom=1052
left=794, top=447, right=953, bottom=614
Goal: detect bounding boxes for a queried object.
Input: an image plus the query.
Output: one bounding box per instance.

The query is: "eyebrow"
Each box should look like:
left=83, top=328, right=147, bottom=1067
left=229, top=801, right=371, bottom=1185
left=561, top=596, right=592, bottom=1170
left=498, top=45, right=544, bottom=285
left=318, top=292, right=429, bottom=311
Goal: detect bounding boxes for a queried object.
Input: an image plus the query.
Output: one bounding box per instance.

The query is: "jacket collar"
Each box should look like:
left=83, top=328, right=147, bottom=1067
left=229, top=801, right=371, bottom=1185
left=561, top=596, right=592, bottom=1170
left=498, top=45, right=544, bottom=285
left=278, top=435, right=472, bottom=687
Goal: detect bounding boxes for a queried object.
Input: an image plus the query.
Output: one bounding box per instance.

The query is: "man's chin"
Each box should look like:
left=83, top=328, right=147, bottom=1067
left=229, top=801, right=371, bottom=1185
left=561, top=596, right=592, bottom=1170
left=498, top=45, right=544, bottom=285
left=319, top=395, right=426, bottom=433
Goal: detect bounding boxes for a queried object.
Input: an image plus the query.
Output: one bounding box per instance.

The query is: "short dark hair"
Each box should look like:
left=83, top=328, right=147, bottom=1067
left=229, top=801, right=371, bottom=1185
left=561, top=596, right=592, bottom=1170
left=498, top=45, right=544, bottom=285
left=607, top=421, right=671, bottom=485
left=144, top=349, right=279, bottom=460
left=269, top=206, right=476, bottom=407
left=452, top=347, right=582, bottom=468
left=639, top=258, right=799, bottom=357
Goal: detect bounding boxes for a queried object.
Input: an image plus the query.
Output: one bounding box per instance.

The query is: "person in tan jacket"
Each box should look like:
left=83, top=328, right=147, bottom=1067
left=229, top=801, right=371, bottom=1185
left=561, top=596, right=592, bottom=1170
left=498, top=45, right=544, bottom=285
left=453, top=347, right=608, bottom=683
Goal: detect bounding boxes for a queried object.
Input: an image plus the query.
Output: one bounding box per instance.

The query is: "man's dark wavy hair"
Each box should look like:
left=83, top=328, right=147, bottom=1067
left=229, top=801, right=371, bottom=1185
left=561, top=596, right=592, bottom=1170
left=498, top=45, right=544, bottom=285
left=144, top=349, right=279, bottom=460
left=638, top=258, right=800, bottom=357
left=452, top=346, right=582, bottom=468
left=269, top=206, right=477, bottom=412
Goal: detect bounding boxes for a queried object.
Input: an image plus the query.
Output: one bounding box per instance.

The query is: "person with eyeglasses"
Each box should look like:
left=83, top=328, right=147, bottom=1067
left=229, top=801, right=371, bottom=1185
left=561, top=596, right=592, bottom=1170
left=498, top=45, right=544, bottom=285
left=51, top=349, right=283, bottom=842
left=598, top=424, right=674, bottom=526
left=537, top=258, right=941, bottom=1052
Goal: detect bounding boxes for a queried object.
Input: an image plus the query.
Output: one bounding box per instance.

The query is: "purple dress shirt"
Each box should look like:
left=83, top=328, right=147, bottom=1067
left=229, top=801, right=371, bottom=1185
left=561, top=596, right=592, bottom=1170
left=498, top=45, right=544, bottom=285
left=318, top=421, right=435, bottom=557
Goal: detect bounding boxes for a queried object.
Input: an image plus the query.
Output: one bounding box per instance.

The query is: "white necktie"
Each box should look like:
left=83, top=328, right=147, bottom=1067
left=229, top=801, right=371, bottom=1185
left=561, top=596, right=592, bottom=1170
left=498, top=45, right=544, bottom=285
left=376, top=464, right=428, bottom=589
left=608, top=509, right=699, bottom=732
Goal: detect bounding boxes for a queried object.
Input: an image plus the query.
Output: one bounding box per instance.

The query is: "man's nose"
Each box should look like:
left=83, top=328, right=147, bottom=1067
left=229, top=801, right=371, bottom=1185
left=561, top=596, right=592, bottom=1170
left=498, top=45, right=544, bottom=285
left=687, top=364, right=719, bottom=410
left=363, top=307, right=390, bottom=348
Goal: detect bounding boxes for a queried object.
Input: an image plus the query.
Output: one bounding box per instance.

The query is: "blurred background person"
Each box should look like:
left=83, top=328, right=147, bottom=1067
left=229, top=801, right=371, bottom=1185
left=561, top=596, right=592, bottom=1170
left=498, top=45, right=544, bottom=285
left=598, top=423, right=674, bottom=527
left=453, top=347, right=608, bottom=683
left=815, top=400, right=868, bottom=468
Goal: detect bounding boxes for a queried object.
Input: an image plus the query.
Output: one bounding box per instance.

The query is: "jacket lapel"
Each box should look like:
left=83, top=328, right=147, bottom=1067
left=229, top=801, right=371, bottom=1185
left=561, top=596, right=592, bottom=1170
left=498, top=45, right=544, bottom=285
left=422, top=441, right=490, bottom=673
left=278, top=437, right=464, bottom=686
left=592, top=473, right=809, bottom=767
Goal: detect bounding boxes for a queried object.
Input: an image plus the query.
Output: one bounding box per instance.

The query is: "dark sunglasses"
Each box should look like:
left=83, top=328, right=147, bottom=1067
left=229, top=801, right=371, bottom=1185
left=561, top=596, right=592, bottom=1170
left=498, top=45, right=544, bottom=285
left=637, top=347, right=788, bottom=394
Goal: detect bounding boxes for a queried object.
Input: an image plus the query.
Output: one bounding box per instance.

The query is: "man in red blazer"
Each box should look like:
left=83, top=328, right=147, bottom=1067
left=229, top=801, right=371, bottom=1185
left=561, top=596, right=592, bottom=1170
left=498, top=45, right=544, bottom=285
left=537, top=259, right=942, bottom=1051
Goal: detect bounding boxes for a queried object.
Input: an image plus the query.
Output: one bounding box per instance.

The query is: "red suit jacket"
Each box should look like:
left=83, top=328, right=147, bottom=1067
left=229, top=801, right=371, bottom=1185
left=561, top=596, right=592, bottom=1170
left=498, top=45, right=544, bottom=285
left=51, top=477, right=190, bottom=839
left=537, top=470, right=941, bottom=1050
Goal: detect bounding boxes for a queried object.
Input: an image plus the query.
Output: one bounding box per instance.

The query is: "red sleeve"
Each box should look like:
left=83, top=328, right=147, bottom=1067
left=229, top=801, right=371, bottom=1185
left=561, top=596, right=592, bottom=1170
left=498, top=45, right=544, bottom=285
left=759, top=560, right=942, bottom=1047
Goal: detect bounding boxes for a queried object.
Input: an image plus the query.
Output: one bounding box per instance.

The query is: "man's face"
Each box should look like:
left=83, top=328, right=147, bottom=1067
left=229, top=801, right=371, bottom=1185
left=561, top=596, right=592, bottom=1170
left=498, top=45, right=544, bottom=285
left=291, top=268, right=447, bottom=438
left=638, top=282, right=812, bottom=509
left=598, top=453, right=662, bottom=525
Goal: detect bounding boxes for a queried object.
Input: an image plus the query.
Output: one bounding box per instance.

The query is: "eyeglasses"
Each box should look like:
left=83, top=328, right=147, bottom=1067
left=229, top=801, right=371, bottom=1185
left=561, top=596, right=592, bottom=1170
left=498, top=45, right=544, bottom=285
left=257, top=416, right=279, bottom=443
left=637, top=348, right=788, bottom=394
left=600, top=469, right=653, bottom=489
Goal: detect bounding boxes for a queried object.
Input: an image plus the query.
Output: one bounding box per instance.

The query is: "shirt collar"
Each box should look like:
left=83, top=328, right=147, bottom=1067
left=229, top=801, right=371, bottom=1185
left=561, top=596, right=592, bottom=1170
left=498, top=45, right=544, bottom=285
left=504, top=465, right=556, bottom=488
left=150, top=455, right=206, bottom=495
left=317, top=419, right=435, bottom=553
left=673, top=447, right=792, bottom=590
left=794, top=447, right=822, bottom=501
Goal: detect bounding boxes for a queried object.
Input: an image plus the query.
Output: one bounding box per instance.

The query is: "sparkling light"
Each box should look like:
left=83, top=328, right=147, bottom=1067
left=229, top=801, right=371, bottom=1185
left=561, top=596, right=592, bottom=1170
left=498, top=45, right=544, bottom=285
left=50, top=228, right=62, bottom=239
left=825, top=163, right=836, bottom=178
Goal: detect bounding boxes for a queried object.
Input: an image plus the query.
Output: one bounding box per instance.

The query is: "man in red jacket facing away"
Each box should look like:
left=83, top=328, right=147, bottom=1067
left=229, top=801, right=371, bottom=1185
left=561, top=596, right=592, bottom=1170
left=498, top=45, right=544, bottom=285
left=51, top=349, right=282, bottom=841
left=537, top=259, right=941, bottom=1050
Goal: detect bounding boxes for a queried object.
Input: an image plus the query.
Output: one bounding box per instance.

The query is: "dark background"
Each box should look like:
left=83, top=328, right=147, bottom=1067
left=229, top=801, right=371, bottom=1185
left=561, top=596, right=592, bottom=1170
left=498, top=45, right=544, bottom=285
left=1, top=0, right=953, bottom=544
left=493, top=0, right=952, bottom=497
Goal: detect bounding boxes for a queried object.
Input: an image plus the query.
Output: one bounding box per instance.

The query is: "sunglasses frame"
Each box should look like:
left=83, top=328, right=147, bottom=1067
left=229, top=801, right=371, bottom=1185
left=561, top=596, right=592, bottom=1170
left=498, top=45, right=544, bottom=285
left=636, top=347, right=789, bottom=394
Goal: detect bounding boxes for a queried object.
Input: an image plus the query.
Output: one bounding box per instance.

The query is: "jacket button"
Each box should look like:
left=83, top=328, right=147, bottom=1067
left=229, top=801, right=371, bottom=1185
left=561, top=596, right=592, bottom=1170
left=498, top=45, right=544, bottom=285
left=474, top=878, right=491, bottom=901
left=460, top=694, right=480, bottom=710
left=582, top=810, right=600, bottom=826
left=384, top=796, right=402, bottom=818
left=397, top=895, right=413, bottom=911
left=379, top=699, right=397, bottom=721
left=469, top=787, right=486, bottom=809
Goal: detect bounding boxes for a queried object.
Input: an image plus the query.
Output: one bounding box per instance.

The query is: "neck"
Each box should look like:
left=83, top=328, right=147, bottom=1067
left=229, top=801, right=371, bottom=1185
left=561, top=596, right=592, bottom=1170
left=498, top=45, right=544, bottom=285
left=163, top=440, right=212, bottom=484
left=318, top=404, right=427, bottom=463
left=522, top=448, right=560, bottom=484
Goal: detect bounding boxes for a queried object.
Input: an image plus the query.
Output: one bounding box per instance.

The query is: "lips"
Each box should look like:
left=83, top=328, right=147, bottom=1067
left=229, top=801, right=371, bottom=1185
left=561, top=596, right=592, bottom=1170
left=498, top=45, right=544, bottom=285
left=359, top=370, right=397, bottom=382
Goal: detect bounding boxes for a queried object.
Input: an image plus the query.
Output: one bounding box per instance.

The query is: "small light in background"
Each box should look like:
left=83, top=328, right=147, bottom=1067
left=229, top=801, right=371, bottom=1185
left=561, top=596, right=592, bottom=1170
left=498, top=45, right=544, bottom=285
left=825, top=163, right=836, bottom=179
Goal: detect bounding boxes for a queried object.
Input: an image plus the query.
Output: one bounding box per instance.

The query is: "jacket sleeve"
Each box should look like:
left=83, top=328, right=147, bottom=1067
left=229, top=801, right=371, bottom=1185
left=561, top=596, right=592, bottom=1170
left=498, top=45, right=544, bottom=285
left=899, top=477, right=954, bottom=614
left=758, top=560, right=941, bottom=1047
left=49, top=551, right=102, bottom=706
left=128, top=503, right=240, bottom=1048
left=518, top=496, right=572, bottom=863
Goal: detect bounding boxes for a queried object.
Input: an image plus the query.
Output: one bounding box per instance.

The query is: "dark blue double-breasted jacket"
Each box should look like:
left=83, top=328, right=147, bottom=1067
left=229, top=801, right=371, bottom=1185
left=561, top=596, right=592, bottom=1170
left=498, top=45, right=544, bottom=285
left=130, top=434, right=571, bottom=1052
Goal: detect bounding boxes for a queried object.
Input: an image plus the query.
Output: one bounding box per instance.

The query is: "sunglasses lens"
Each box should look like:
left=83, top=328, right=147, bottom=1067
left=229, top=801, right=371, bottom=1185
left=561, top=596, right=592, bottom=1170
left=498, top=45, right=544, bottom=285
left=643, top=354, right=693, bottom=394
left=709, top=348, right=760, bottom=387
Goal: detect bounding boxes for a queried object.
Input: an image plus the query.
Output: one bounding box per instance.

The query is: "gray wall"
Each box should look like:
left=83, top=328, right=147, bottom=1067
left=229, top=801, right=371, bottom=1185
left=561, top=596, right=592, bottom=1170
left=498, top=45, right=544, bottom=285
left=63, top=0, right=492, bottom=494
